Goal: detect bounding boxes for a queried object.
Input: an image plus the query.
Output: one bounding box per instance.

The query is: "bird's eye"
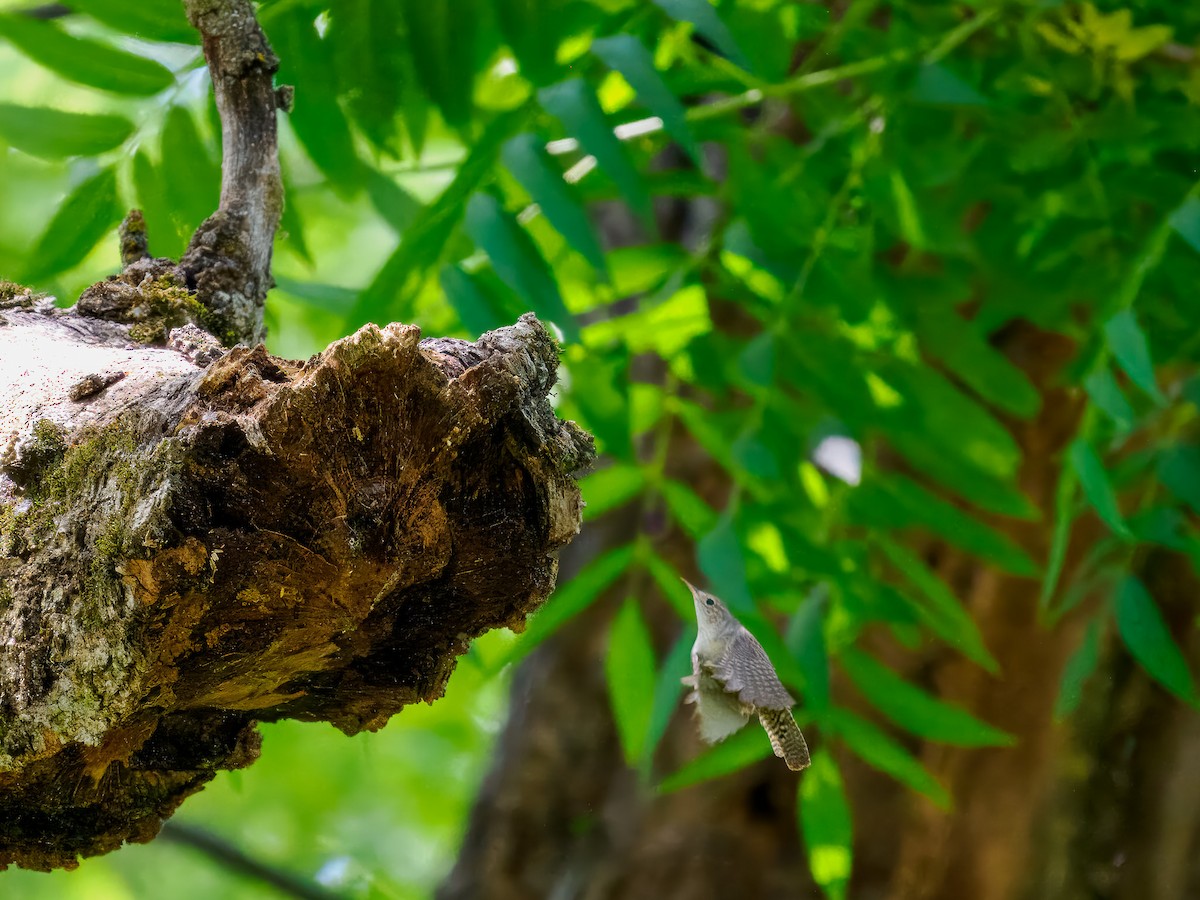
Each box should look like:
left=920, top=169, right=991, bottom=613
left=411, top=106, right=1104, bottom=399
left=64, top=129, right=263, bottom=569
left=705, top=598, right=714, bottom=606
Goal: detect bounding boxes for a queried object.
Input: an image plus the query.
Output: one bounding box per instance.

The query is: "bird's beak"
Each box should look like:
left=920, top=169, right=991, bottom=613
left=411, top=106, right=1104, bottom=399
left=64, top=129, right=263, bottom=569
left=681, top=577, right=701, bottom=597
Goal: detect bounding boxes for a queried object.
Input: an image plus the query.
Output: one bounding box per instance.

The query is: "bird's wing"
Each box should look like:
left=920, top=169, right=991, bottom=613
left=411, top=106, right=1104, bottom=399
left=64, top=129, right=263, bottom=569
left=690, top=672, right=751, bottom=744
left=713, top=628, right=795, bottom=710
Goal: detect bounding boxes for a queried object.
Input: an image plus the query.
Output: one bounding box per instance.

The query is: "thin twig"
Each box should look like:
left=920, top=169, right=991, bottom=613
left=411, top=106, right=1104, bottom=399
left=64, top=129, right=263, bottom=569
left=159, top=821, right=346, bottom=900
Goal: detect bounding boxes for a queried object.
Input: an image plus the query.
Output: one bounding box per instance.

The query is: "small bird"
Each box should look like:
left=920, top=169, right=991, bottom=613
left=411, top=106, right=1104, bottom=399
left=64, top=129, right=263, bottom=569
left=681, top=580, right=810, bottom=771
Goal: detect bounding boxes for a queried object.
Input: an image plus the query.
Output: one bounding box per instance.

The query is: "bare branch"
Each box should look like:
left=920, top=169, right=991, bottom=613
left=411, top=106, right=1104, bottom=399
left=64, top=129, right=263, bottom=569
left=178, top=0, right=285, bottom=347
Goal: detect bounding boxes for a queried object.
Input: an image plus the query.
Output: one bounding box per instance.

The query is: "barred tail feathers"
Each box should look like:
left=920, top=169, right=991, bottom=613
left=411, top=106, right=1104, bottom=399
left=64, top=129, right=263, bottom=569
left=757, top=707, right=810, bottom=771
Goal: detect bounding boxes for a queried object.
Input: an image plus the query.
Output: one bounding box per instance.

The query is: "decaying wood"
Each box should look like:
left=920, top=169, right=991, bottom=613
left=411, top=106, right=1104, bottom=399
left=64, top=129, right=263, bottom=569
left=0, top=303, right=591, bottom=871
left=0, top=0, right=593, bottom=872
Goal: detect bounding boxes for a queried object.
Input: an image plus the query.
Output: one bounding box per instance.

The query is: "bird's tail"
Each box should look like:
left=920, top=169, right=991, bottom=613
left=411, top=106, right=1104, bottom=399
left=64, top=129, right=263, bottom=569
left=758, top=708, right=811, bottom=771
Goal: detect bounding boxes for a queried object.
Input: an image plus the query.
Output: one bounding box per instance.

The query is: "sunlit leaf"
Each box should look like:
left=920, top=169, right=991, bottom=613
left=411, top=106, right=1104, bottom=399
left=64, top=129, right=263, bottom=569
left=606, top=599, right=659, bottom=765
left=591, top=34, right=699, bottom=163
left=160, top=105, right=220, bottom=250
left=1114, top=576, right=1198, bottom=705
left=539, top=79, right=652, bottom=226
left=0, top=14, right=174, bottom=96
left=0, top=105, right=132, bottom=158
left=661, top=480, right=718, bottom=539
left=653, top=0, right=749, bottom=71
left=799, top=750, right=853, bottom=900
left=26, top=166, right=121, bottom=281
left=642, top=631, right=694, bottom=770
left=465, top=192, right=578, bottom=341
left=579, top=464, right=645, bottom=521
left=74, top=0, right=197, bottom=43
left=502, top=133, right=607, bottom=273
left=350, top=106, right=531, bottom=327
left=269, top=11, right=362, bottom=192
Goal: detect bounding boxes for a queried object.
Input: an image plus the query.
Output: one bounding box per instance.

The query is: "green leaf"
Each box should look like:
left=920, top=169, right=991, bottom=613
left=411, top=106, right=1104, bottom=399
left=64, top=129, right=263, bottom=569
left=1055, top=616, right=1102, bottom=719
left=74, top=0, right=197, bottom=43
left=1114, top=576, right=1198, bottom=705
left=799, top=750, right=853, bottom=900
left=0, top=14, right=174, bottom=96
left=579, top=464, right=645, bottom=522
left=502, top=133, right=607, bottom=274
left=277, top=167, right=311, bottom=265
left=269, top=12, right=362, bottom=192
left=132, top=151, right=180, bottom=259
left=915, top=310, right=1040, bottom=418
left=830, top=708, right=950, bottom=808
left=565, top=345, right=631, bottom=458
left=438, top=265, right=510, bottom=336
left=25, top=166, right=121, bottom=281
left=606, top=599, right=659, bottom=765
left=1103, top=309, right=1164, bottom=404
left=658, top=724, right=773, bottom=793
left=786, top=593, right=830, bottom=716
left=330, top=0, right=404, bottom=156
left=273, top=276, right=357, bottom=315
left=1067, top=438, right=1132, bottom=539
left=496, top=0, right=565, bottom=86
left=160, top=105, right=220, bottom=252
left=498, top=544, right=637, bottom=669
left=465, top=192, right=579, bottom=342
left=0, top=105, right=132, bottom=159
left=591, top=35, right=700, bottom=163
left=877, top=537, right=998, bottom=673
left=653, top=0, right=750, bottom=71
left=911, top=63, right=989, bottom=106
left=1168, top=195, right=1200, bottom=255
left=644, top=552, right=693, bottom=619
left=366, top=168, right=423, bottom=234
left=697, top=517, right=754, bottom=616
left=841, top=647, right=1014, bottom=746
left=850, top=475, right=1038, bottom=577
left=1158, top=446, right=1200, bottom=515
left=350, top=106, right=531, bottom=328
left=1084, top=366, right=1135, bottom=432
left=1040, top=467, right=1076, bottom=612
left=642, top=631, right=694, bottom=770
left=402, top=0, right=476, bottom=129
left=539, top=79, right=652, bottom=226
left=661, top=480, right=718, bottom=539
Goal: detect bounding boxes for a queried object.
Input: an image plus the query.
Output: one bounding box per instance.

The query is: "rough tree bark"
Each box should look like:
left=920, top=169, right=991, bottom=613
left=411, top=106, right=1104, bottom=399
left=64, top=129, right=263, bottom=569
left=0, top=0, right=591, bottom=872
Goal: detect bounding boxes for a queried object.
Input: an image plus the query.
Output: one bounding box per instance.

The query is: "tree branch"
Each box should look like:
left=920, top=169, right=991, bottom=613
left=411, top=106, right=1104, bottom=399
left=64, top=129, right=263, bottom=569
left=159, top=821, right=346, bottom=900
left=178, top=0, right=285, bottom=347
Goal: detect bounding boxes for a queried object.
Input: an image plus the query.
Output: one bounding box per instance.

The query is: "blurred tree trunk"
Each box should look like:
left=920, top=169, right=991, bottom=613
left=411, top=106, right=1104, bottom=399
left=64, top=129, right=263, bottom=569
left=440, top=270, right=1198, bottom=897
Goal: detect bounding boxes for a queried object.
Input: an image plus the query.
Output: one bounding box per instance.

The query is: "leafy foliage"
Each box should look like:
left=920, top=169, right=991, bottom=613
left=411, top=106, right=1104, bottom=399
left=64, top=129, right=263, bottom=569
left=3, top=0, right=1200, bottom=896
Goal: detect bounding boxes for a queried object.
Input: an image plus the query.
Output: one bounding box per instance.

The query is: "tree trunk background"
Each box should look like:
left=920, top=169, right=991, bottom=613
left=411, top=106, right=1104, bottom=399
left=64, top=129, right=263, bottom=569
left=440, top=164, right=1200, bottom=900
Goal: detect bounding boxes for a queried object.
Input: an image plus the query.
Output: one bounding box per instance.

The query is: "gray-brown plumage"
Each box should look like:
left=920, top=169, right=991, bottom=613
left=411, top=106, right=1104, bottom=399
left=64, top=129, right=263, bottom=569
left=682, top=580, right=810, bottom=771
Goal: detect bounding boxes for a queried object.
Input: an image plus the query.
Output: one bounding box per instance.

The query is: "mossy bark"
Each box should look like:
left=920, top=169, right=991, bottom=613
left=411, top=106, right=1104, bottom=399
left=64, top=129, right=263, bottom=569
left=0, top=308, right=591, bottom=870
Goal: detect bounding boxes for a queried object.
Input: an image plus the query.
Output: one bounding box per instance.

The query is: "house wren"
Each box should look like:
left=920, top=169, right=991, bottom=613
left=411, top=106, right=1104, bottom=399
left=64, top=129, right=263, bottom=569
left=681, top=580, right=810, bottom=771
